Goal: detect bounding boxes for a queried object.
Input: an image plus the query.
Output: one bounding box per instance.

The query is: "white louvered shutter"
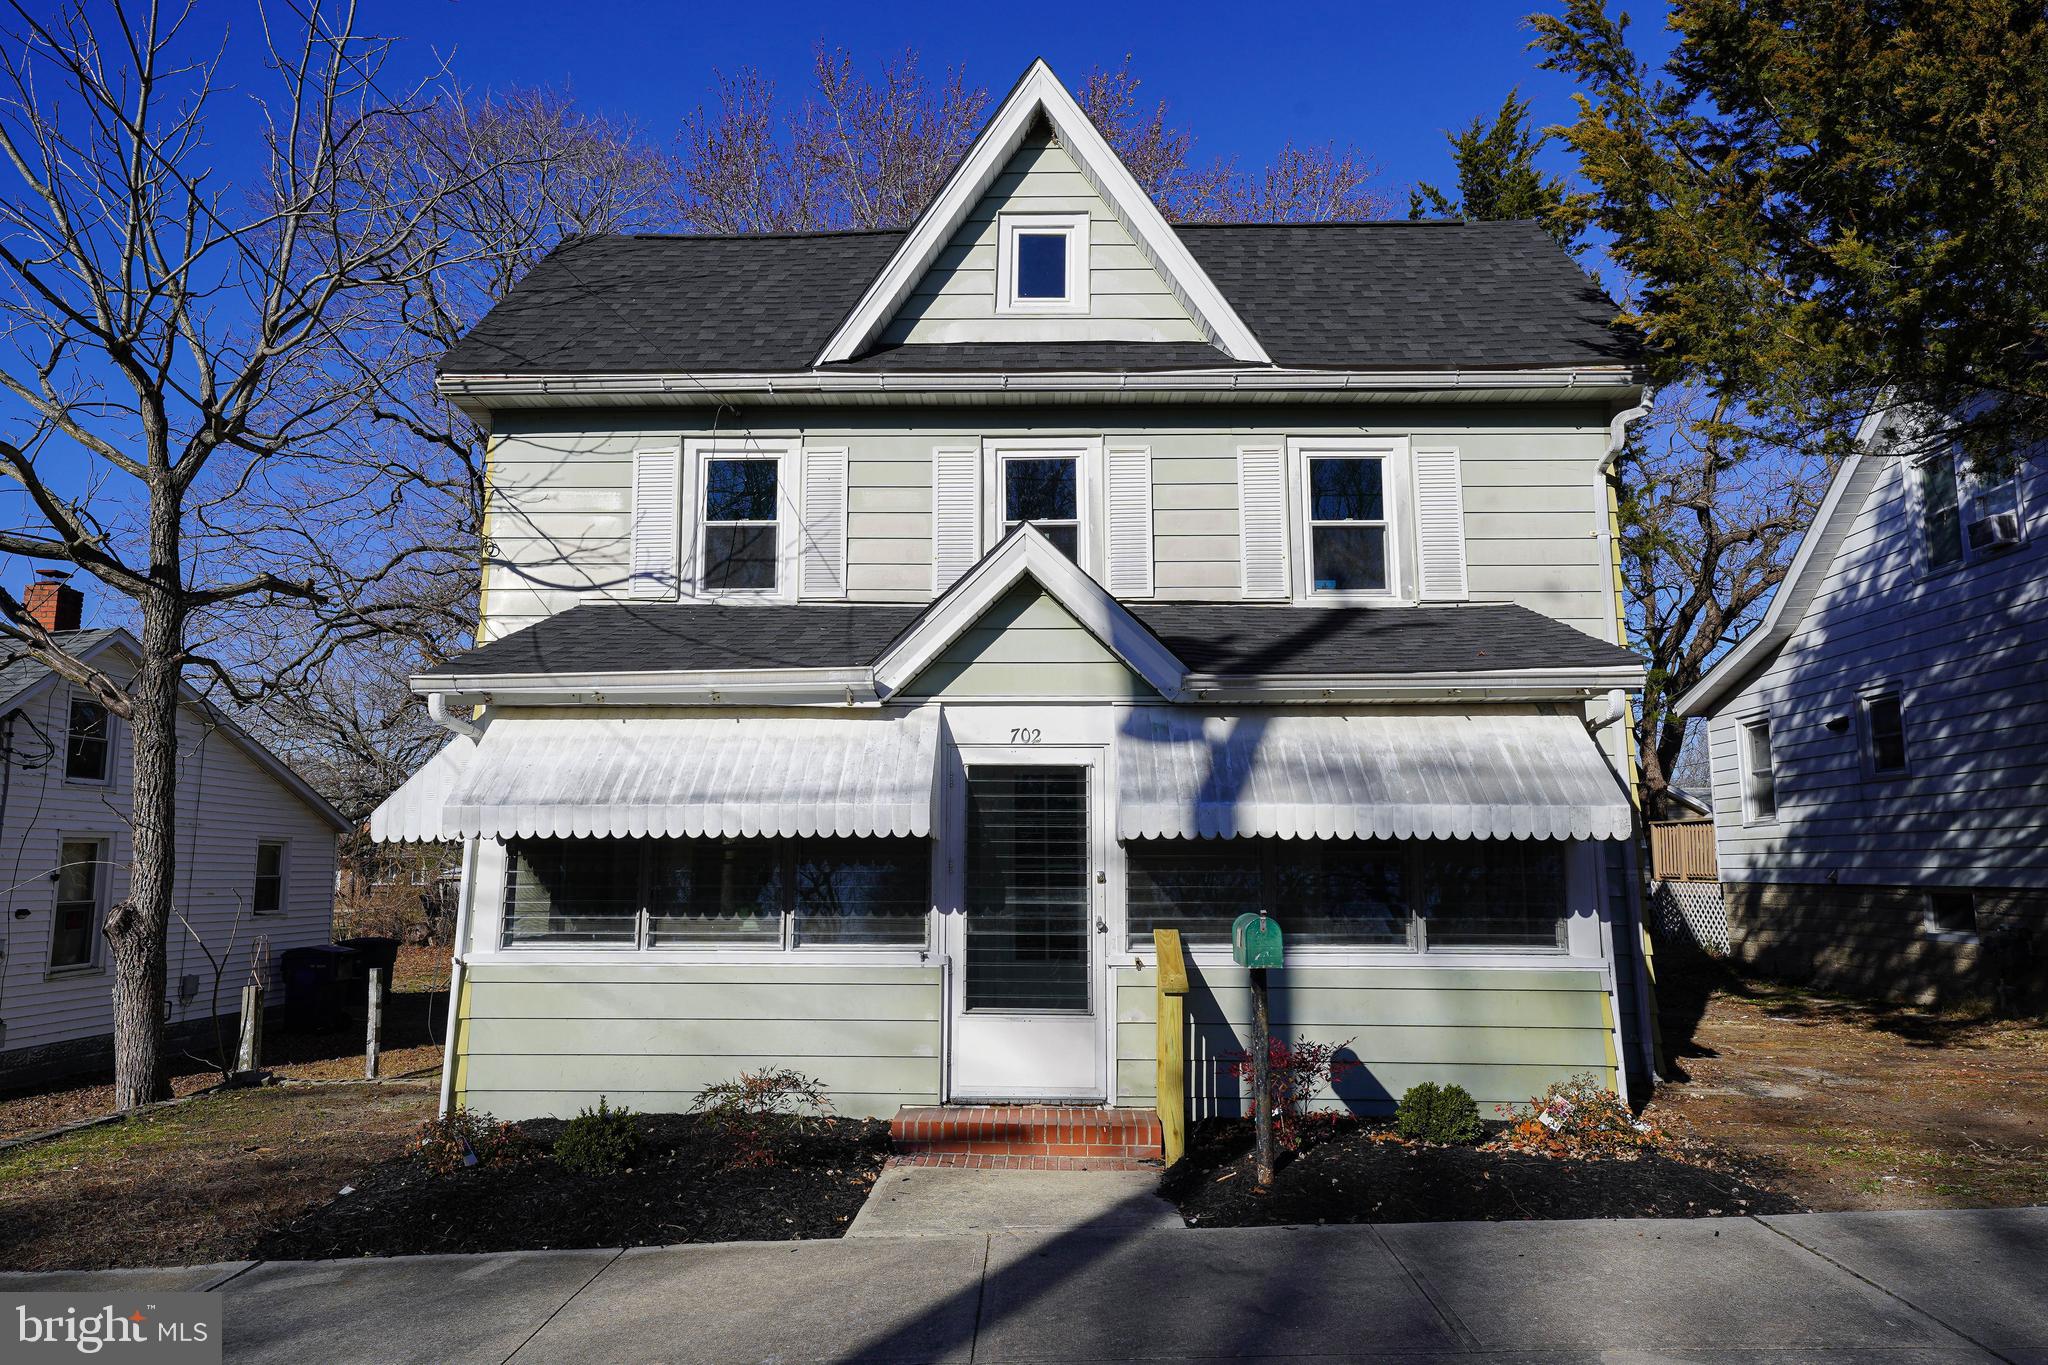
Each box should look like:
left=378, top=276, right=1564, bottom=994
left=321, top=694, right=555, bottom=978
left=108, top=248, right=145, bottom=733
left=1105, top=444, right=1154, bottom=597
left=932, top=445, right=981, bottom=592
left=799, top=446, right=849, bottom=598
left=1238, top=444, right=1289, bottom=599
left=1413, top=446, right=1470, bottom=600
left=629, top=447, right=682, bottom=598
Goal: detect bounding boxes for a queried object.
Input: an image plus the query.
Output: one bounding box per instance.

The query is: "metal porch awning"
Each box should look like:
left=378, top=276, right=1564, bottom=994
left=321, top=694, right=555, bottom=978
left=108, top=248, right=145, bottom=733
left=369, top=710, right=938, bottom=843
left=1116, top=711, right=1632, bottom=842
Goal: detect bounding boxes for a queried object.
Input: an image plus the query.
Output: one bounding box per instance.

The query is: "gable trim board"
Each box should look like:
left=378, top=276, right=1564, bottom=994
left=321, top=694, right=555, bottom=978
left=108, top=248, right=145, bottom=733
left=816, top=60, right=1269, bottom=367
left=1673, top=405, right=1893, bottom=720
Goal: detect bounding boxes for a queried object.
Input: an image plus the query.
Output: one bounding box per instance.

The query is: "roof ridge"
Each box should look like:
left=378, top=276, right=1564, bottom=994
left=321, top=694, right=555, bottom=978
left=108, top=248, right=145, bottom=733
left=569, top=219, right=1549, bottom=246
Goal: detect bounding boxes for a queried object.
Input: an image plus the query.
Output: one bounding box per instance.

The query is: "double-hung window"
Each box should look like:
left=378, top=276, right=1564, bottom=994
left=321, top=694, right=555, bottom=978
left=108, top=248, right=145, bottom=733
left=65, top=698, right=110, bottom=783
left=1002, top=455, right=1081, bottom=560
left=1297, top=443, right=1397, bottom=597
left=49, top=837, right=106, bottom=971
left=1740, top=716, right=1778, bottom=822
left=1862, top=692, right=1908, bottom=777
left=252, top=840, right=288, bottom=915
left=700, top=457, right=781, bottom=592
left=1917, top=448, right=2024, bottom=571
left=502, top=836, right=930, bottom=950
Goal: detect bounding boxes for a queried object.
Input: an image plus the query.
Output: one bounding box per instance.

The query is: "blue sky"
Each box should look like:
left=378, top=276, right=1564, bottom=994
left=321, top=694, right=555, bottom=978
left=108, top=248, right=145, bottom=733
left=370, top=0, right=1673, bottom=213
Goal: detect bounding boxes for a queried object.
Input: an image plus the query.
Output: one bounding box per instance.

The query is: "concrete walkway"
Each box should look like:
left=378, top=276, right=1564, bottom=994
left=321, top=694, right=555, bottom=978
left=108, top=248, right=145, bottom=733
left=4, top=1207, right=2043, bottom=1363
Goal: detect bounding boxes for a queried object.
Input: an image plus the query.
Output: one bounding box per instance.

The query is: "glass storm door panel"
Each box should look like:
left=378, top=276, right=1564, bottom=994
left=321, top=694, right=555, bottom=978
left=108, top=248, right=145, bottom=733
left=964, top=766, right=1090, bottom=1011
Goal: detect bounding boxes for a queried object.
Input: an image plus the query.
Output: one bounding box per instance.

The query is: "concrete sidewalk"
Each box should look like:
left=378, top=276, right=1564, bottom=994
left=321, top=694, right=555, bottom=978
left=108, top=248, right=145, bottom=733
left=5, top=1207, right=2043, bottom=1363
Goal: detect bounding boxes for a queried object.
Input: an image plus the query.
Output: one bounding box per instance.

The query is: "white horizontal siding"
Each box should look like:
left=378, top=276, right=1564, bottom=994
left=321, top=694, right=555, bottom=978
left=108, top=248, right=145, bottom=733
left=1707, top=451, right=2048, bottom=890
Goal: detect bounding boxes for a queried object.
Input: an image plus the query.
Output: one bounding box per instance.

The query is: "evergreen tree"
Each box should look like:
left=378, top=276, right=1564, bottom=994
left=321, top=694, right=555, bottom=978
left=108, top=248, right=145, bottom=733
left=1407, top=89, right=1592, bottom=251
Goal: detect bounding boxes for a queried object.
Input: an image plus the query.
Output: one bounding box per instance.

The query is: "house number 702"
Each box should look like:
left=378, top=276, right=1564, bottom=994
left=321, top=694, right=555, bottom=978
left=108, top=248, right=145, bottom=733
left=1009, top=727, right=1042, bottom=744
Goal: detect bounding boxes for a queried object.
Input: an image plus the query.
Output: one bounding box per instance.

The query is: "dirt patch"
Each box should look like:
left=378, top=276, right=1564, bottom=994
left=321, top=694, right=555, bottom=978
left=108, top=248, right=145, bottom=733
left=0, top=1084, right=435, bottom=1271
left=252, top=1113, right=890, bottom=1259
left=1649, top=956, right=2048, bottom=1210
left=1163, top=1119, right=1794, bottom=1227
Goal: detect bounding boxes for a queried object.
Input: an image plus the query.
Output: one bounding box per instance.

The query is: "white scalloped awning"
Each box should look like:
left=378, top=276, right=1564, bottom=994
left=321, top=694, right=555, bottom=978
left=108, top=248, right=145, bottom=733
left=369, top=711, right=938, bottom=842
left=1117, top=712, right=1631, bottom=842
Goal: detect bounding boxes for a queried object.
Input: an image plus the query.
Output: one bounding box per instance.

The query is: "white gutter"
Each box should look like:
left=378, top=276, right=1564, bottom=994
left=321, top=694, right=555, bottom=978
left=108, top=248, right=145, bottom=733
left=437, top=836, right=475, bottom=1118
left=415, top=666, right=879, bottom=709
left=1180, top=666, right=1645, bottom=704
left=426, top=691, right=484, bottom=739
left=437, top=365, right=1643, bottom=407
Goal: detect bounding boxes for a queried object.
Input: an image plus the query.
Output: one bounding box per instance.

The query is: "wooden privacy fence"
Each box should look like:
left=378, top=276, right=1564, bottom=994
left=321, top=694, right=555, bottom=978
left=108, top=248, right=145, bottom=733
left=1154, top=928, right=1189, bottom=1164
left=1649, top=819, right=1718, bottom=882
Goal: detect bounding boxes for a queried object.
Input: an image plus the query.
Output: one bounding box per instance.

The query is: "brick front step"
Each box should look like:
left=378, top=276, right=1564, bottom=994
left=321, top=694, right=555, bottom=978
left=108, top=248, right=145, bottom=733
left=889, top=1105, right=1163, bottom=1170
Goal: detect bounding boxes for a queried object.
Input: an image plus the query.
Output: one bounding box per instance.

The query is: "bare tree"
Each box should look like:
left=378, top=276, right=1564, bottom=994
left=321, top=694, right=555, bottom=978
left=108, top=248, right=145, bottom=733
left=0, top=0, right=485, bottom=1108
left=1619, top=388, right=1840, bottom=814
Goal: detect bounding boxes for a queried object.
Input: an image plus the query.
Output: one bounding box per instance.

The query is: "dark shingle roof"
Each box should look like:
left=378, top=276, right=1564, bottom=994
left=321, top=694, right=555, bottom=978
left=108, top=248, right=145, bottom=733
left=423, top=601, right=1637, bottom=682
left=0, top=629, right=122, bottom=707
left=440, top=221, right=1632, bottom=377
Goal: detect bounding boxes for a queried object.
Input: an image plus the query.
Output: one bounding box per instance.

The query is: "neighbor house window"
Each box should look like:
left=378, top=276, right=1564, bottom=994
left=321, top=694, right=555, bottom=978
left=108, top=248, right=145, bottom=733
left=49, top=837, right=106, bottom=971
left=1306, top=456, right=1391, bottom=594
left=502, top=836, right=929, bottom=950
left=1923, top=891, right=1978, bottom=938
left=996, top=212, right=1088, bottom=313
left=1002, top=455, right=1080, bottom=560
left=1919, top=449, right=2024, bottom=570
left=1741, top=717, right=1777, bottom=822
left=1917, top=455, right=1964, bottom=569
left=1863, top=693, right=1908, bottom=776
left=1126, top=838, right=1564, bottom=951
left=64, top=698, right=110, bottom=783
left=700, top=457, right=781, bottom=592
left=252, top=841, right=288, bottom=915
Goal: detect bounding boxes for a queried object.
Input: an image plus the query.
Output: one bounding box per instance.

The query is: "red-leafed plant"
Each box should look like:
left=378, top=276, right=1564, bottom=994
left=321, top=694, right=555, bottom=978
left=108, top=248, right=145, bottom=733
left=1223, top=1037, right=1360, bottom=1152
left=690, top=1067, right=834, bottom=1169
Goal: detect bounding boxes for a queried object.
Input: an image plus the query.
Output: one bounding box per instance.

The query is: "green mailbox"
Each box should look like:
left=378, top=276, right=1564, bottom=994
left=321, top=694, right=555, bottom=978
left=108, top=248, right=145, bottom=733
left=1231, top=912, right=1283, bottom=969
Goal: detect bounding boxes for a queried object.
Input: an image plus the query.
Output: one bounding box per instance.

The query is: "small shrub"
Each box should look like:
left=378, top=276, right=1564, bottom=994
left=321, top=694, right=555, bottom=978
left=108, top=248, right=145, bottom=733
left=412, top=1108, right=535, bottom=1174
left=1223, top=1037, right=1360, bottom=1152
left=1494, top=1073, right=1659, bottom=1159
left=690, top=1068, right=834, bottom=1168
left=1395, top=1082, right=1482, bottom=1144
left=553, top=1096, right=640, bottom=1176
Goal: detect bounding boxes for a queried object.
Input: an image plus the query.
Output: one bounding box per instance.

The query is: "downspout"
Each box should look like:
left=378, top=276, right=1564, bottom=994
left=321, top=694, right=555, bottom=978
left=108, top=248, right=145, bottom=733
left=425, top=691, right=482, bottom=1116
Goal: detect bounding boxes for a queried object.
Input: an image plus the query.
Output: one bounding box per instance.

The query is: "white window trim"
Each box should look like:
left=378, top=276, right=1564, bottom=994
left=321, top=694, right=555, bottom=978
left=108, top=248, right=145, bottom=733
left=62, top=692, right=113, bottom=787
left=983, top=436, right=1103, bottom=578
left=47, top=833, right=112, bottom=976
left=252, top=838, right=290, bottom=916
left=684, top=437, right=800, bottom=602
left=1911, top=447, right=2027, bottom=576
left=995, top=211, right=1091, bottom=316
left=1858, top=687, right=1910, bottom=780
left=1289, top=436, right=1410, bottom=604
left=1921, top=890, right=1980, bottom=943
left=1738, top=712, right=1778, bottom=826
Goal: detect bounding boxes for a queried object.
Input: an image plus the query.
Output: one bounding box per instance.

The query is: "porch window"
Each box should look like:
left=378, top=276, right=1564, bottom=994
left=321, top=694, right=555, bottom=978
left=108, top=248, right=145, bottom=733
left=501, top=836, right=929, bottom=950
left=1418, top=840, right=1568, bottom=949
left=1126, top=836, right=1566, bottom=951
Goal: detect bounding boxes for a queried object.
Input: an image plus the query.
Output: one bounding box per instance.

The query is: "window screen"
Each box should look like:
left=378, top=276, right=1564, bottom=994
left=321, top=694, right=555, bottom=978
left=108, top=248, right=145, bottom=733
left=502, top=839, right=640, bottom=945
left=1307, top=457, right=1389, bottom=592
left=1419, top=840, right=1568, bottom=949
left=646, top=837, right=783, bottom=945
left=791, top=838, right=930, bottom=945
left=702, top=458, right=779, bottom=591
left=1127, top=839, right=1261, bottom=946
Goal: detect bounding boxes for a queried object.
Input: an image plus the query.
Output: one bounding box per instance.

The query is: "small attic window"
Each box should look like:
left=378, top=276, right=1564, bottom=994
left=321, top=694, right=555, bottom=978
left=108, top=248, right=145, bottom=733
left=997, top=212, right=1088, bottom=314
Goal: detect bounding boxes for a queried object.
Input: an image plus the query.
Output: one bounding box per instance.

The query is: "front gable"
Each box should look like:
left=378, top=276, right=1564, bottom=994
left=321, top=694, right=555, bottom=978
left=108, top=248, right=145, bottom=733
left=819, top=60, right=1268, bottom=365
left=881, top=122, right=1203, bottom=347
left=901, top=580, right=1157, bottom=698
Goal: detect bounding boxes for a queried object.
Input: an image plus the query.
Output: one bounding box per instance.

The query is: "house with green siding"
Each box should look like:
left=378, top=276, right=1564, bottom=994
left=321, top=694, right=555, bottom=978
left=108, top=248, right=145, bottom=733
left=372, top=61, right=1652, bottom=1152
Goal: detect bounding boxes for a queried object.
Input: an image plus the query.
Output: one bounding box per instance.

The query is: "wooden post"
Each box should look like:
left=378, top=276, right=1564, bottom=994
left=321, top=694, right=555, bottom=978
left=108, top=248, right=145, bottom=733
left=235, top=980, right=263, bottom=1075
left=364, top=969, right=382, bottom=1080
left=1154, top=929, right=1189, bottom=1165
left=1251, top=965, right=1274, bottom=1190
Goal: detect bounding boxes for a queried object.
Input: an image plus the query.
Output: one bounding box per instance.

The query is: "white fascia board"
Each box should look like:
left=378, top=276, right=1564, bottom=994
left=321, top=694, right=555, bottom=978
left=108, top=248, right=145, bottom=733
left=1182, top=665, right=1646, bottom=704
left=871, top=524, right=1189, bottom=700
left=1670, top=407, right=1894, bottom=720
left=412, top=667, right=879, bottom=709
left=814, top=59, right=1270, bottom=366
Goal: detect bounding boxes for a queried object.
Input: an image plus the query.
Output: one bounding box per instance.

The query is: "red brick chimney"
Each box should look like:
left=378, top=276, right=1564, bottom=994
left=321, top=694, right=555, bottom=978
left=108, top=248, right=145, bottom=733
left=24, top=569, right=82, bottom=633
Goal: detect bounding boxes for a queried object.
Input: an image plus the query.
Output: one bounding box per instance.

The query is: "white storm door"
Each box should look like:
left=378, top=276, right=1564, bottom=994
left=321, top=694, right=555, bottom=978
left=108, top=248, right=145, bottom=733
left=945, top=747, right=1107, bottom=1101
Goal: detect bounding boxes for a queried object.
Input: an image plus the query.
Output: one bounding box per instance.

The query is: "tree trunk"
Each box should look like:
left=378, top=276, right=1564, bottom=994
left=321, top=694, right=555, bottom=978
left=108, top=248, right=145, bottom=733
left=104, top=591, right=182, bottom=1110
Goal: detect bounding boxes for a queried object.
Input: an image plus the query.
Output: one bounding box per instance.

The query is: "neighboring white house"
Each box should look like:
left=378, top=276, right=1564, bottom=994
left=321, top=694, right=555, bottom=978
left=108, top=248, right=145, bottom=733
left=373, top=60, right=1654, bottom=1136
left=0, top=579, right=349, bottom=1083
left=1675, top=408, right=2047, bottom=1005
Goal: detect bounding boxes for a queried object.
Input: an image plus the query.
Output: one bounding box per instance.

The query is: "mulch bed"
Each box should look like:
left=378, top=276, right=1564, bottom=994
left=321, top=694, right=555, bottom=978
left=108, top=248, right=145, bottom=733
left=250, top=1113, right=891, bottom=1259
left=1163, top=1118, right=1799, bottom=1227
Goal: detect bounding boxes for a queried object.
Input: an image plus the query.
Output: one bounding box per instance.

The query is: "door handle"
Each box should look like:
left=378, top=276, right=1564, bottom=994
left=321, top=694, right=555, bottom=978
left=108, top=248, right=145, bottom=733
left=1096, top=918, right=1108, bottom=933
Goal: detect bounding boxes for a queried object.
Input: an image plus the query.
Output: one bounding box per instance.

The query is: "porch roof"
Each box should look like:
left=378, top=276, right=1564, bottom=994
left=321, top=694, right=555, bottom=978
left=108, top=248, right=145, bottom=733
left=369, top=709, right=938, bottom=843
left=1115, top=711, right=1632, bottom=842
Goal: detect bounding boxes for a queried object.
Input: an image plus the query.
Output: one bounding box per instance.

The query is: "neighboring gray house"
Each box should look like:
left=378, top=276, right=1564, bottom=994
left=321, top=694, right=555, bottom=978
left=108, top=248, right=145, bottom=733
left=0, top=577, right=349, bottom=1083
left=372, top=61, right=1653, bottom=1137
left=1675, top=409, right=2047, bottom=1005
